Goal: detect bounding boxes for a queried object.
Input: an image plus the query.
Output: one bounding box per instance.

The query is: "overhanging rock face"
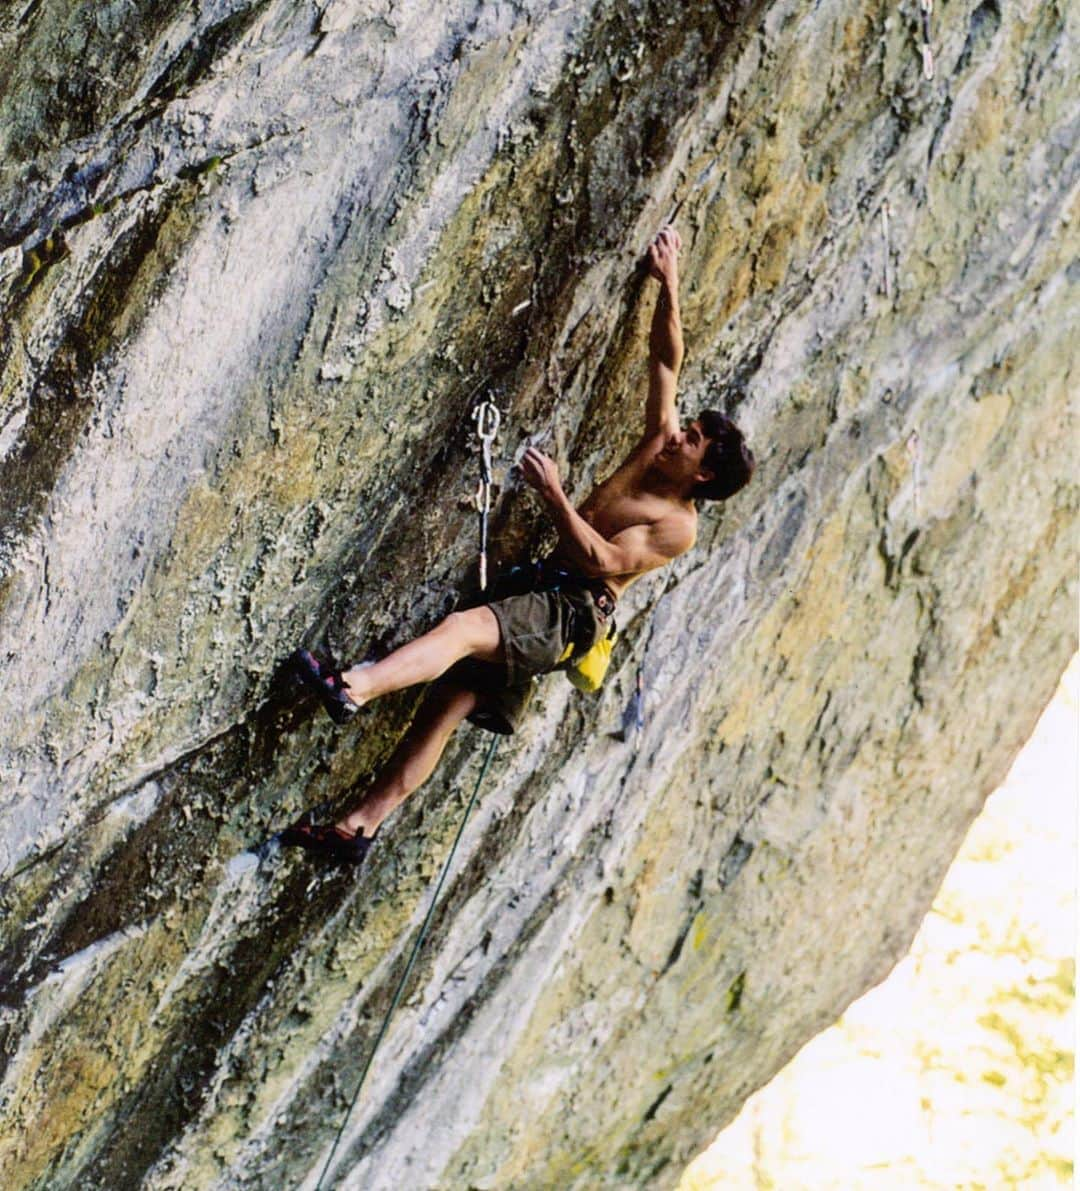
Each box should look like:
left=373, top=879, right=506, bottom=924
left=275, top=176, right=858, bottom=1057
left=0, top=0, right=1075, bottom=1186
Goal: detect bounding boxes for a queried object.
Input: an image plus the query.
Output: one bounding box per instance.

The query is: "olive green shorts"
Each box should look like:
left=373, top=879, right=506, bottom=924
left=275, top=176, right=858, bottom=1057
left=442, top=585, right=607, bottom=735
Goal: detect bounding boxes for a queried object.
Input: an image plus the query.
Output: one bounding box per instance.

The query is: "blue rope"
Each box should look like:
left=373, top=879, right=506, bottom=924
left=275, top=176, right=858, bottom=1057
left=314, top=732, right=500, bottom=1189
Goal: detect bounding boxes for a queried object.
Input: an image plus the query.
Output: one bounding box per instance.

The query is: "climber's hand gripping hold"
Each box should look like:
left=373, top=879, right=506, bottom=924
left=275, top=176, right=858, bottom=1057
left=519, top=447, right=563, bottom=505
left=646, top=224, right=682, bottom=284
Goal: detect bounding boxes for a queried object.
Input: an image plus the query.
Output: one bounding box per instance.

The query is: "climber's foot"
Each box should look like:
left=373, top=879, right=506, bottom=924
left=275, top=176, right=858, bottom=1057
left=278, top=819, right=374, bottom=866
left=290, top=648, right=362, bottom=724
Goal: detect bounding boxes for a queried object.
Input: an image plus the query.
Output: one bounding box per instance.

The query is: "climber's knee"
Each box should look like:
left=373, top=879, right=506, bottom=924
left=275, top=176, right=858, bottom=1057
left=442, top=606, right=503, bottom=665
left=422, top=682, right=480, bottom=727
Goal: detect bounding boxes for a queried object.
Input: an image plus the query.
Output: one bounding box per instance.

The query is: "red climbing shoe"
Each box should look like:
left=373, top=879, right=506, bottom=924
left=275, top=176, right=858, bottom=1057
left=290, top=648, right=361, bottom=724
left=278, top=819, right=374, bottom=865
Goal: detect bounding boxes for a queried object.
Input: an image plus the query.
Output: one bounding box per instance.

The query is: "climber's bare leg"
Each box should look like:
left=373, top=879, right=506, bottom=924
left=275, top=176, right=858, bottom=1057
left=338, top=606, right=503, bottom=707
left=336, top=684, right=480, bottom=837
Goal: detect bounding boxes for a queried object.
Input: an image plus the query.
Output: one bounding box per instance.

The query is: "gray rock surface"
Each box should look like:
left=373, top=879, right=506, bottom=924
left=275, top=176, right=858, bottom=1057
left=0, top=0, right=1075, bottom=1186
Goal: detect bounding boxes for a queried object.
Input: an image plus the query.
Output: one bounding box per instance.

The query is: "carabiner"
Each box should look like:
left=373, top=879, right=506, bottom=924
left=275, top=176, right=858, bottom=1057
left=472, top=400, right=501, bottom=482
left=473, top=399, right=501, bottom=440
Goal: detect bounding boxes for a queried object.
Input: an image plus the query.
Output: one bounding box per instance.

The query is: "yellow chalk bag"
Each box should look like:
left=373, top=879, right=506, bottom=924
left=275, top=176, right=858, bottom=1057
left=558, top=622, right=618, bottom=694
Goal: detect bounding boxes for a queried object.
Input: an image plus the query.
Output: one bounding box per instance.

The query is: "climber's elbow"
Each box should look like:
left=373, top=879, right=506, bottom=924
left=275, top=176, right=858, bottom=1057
left=582, top=541, right=629, bottom=580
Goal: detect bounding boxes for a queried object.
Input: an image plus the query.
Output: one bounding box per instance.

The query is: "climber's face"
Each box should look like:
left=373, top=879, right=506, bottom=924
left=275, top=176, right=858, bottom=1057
left=657, top=420, right=714, bottom=488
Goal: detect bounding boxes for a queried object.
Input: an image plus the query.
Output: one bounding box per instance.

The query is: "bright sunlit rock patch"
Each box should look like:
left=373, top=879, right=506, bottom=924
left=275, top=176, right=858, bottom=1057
left=681, top=654, right=1078, bottom=1190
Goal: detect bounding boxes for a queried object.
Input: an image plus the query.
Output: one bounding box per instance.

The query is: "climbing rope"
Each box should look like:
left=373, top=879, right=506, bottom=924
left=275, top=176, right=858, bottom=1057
left=314, top=732, right=500, bottom=1190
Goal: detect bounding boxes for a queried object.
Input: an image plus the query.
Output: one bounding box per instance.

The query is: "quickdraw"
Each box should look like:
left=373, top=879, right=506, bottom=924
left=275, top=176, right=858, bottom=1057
left=471, top=398, right=501, bottom=592
left=879, top=200, right=893, bottom=299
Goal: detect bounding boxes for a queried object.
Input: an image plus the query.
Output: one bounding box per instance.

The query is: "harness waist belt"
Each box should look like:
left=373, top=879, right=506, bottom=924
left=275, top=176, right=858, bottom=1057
left=534, top=560, right=617, bottom=611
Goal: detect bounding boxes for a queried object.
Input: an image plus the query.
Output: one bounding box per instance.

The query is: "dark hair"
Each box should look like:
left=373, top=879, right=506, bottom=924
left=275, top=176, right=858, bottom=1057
left=693, top=410, right=755, bottom=501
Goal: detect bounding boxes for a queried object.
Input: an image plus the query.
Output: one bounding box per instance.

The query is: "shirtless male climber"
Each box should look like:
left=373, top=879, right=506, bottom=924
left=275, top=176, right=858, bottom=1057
left=280, top=225, right=755, bottom=864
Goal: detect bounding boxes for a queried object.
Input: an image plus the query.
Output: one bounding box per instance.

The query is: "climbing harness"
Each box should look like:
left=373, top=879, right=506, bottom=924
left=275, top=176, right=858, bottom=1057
left=314, top=733, right=500, bottom=1191
left=496, top=559, right=618, bottom=693
left=918, top=0, right=934, bottom=81
left=471, top=398, right=501, bottom=592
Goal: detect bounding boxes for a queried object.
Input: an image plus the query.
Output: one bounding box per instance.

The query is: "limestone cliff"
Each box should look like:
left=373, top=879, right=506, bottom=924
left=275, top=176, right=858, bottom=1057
left=0, top=0, right=1075, bottom=1187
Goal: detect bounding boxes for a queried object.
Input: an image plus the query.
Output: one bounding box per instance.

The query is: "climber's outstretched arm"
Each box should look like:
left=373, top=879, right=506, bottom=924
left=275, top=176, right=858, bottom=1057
left=644, top=225, right=684, bottom=441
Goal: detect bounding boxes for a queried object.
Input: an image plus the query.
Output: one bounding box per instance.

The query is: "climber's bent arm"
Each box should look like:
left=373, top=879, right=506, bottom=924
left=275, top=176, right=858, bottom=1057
left=546, top=492, right=694, bottom=579
left=518, top=445, right=693, bottom=577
